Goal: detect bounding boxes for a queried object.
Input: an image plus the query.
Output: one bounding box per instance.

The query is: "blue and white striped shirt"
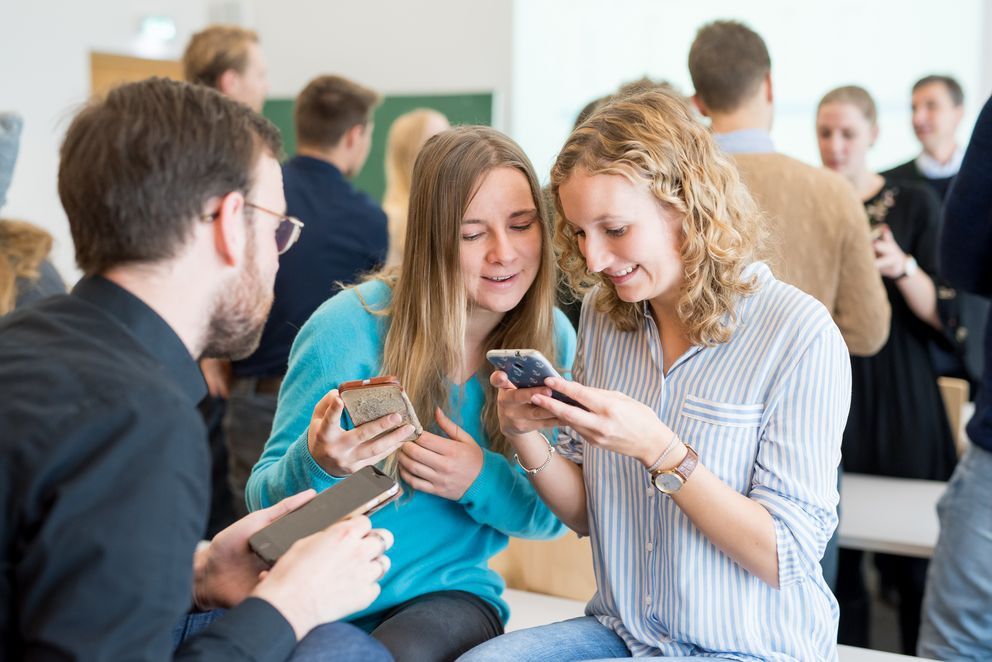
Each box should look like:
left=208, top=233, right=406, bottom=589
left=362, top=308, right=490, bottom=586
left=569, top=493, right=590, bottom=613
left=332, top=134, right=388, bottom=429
left=559, top=262, right=850, bottom=661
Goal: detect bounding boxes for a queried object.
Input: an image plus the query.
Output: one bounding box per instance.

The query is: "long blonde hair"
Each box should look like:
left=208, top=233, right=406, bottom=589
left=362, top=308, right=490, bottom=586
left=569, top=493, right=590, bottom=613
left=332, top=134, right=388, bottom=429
left=0, top=219, right=54, bottom=315
left=551, top=89, right=763, bottom=345
left=364, top=126, right=558, bottom=474
left=382, top=108, right=449, bottom=266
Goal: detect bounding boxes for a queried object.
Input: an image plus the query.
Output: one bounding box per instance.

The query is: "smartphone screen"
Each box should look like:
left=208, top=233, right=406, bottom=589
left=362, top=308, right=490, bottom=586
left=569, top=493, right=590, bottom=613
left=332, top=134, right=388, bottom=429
left=249, top=466, right=399, bottom=565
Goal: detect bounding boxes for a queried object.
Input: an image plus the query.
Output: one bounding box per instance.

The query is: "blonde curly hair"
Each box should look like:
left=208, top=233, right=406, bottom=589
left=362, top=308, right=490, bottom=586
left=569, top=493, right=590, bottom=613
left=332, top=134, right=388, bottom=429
left=551, top=88, right=765, bottom=345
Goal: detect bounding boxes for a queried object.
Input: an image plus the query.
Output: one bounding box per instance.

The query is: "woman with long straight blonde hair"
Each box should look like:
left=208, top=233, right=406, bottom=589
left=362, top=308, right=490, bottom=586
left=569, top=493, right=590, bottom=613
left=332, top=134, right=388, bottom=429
left=382, top=108, right=449, bottom=267
left=461, top=89, right=851, bottom=661
left=247, top=125, right=575, bottom=661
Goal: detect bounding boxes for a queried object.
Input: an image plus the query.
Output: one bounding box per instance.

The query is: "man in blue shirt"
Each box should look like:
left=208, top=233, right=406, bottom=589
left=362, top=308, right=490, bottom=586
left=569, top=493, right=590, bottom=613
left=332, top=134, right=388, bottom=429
left=224, top=74, right=388, bottom=516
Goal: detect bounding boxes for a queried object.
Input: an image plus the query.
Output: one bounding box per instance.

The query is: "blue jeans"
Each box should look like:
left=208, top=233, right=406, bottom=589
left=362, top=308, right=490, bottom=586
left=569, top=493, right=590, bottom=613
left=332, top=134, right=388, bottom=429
left=456, top=616, right=702, bottom=661
left=174, top=609, right=392, bottom=661
left=918, top=444, right=992, bottom=660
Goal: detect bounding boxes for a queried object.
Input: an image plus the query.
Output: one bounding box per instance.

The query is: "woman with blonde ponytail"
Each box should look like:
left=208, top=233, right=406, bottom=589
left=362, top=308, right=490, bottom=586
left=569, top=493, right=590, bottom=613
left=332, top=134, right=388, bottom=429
left=247, top=126, right=575, bottom=662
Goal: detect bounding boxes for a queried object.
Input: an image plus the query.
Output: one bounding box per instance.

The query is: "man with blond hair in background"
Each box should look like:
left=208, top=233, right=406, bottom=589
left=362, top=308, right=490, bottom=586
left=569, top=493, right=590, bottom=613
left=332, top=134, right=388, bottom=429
left=183, top=25, right=269, bottom=113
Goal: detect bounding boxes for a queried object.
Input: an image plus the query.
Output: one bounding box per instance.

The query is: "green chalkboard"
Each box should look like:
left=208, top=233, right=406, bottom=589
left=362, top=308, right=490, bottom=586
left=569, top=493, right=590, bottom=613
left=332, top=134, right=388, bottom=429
left=263, top=93, right=493, bottom=203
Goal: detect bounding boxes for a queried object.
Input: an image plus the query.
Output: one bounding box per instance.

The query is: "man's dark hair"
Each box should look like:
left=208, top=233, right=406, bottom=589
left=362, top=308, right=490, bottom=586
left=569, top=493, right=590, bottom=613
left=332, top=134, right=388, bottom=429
left=294, top=75, right=380, bottom=149
left=58, top=77, right=282, bottom=275
left=913, top=75, right=964, bottom=107
left=688, top=20, right=771, bottom=113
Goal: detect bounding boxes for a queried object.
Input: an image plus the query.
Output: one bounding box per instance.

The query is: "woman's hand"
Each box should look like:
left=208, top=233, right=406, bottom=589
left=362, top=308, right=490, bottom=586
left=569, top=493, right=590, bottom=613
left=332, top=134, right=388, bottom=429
left=398, top=408, right=484, bottom=500
left=307, top=389, right=415, bottom=477
left=531, top=377, right=676, bottom=468
left=872, top=224, right=909, bottom=279
left=490, top=370, right=560, bottom=437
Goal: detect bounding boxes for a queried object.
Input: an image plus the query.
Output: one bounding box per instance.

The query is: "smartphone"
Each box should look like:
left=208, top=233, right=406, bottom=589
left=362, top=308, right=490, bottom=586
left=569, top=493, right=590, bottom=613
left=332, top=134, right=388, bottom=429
left=486, top=349, right=588, bottom=411
left=338, top=375, right=423, bottom=442
left=249, top=466, right=400, bottom=565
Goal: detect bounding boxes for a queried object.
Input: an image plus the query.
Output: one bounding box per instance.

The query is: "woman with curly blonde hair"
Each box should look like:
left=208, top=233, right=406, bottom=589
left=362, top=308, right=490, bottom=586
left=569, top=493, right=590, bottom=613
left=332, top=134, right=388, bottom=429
left=461, top=89, right=851, bottom=660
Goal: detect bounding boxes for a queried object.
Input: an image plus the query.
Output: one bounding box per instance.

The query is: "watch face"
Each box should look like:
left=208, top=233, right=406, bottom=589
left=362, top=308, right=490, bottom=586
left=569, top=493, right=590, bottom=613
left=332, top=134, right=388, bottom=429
left=654, top=471, right=684, bottom=494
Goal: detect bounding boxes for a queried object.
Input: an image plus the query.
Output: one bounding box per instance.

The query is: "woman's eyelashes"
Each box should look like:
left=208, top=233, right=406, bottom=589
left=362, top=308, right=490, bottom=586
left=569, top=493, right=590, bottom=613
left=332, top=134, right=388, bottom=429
left=461, top=218, right=538, bottom=241
left=569, top=225, right=627, bottom=238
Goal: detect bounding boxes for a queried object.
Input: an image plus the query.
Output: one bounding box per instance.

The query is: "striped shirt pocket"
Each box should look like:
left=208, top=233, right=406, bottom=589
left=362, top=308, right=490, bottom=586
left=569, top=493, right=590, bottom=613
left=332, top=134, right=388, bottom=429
left=679, top=395, right=764, bottom=490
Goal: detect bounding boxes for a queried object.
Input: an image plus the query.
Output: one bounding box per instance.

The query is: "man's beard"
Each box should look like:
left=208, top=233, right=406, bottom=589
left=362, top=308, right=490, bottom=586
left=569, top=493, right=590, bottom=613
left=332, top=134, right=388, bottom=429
left=200, top=233, right=274, bottom=360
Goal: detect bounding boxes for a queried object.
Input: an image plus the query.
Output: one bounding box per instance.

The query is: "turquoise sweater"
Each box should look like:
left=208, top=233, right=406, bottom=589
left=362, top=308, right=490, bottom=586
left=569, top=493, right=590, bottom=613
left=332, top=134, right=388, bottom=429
left=246, top=280, right=576, bottom=624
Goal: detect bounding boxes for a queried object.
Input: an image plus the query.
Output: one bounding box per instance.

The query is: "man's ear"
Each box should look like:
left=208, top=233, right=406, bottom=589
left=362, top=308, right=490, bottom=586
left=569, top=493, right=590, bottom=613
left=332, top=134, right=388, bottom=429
left=691, top=94, right=710, bottom=118
left=870, top=123, right=880, bottom=147
left=344, top=123, right=366, bottom=150
left=213, top=191, right=246, bottom=267
left=764, top=72, right=774, bottom=105
left=217, top=69, right=240, bottom=98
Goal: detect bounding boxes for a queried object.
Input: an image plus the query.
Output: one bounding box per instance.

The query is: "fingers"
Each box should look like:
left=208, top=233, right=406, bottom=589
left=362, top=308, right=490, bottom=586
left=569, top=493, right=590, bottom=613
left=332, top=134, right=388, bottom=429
left=543, top=377, right=598, bottom=409
left=433, top=408, right=473, bottom=443
left=398, top=448, right=439, bottom=482
left=352, top=412, right=406, bottom=444
left=402, top=436, right=444, bottom=460
left=531, top=391, right=599, bottom=431
left=490, top=370, right=516, bottom=389
left=367, top=528, right=394, bottom=553
left=399, top=465, right=436, bottom=495
left=313, top=389, right=345, bottom=433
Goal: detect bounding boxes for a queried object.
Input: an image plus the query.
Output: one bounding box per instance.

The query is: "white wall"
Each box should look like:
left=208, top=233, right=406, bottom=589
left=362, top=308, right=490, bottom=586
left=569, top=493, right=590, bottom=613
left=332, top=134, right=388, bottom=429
left=0, top=1, right=209, bottom=282
left=250, top=0, right=513, bottom=126
left=513, top=0, right=989, bottom=183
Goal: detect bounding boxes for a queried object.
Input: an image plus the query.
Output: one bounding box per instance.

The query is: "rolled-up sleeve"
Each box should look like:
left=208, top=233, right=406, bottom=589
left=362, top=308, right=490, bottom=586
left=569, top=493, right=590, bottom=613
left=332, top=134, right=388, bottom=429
left=749, top=321, right=851, bottom=587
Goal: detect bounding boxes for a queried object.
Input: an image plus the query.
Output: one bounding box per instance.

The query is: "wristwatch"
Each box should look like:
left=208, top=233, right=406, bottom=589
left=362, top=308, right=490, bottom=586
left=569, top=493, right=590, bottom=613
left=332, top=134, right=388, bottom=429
left=650, top=443, right=699, bottom=494
left=895, top=255, right=918, bottom=280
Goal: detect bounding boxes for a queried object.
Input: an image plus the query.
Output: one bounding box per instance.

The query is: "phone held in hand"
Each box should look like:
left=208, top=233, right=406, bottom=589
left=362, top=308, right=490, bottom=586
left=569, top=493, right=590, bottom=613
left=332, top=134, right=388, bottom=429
left=485, top=349, right=588, bottom=411
left=249, top=466, right=400, bottom=565
left=338, top=375, right=423, bottom=442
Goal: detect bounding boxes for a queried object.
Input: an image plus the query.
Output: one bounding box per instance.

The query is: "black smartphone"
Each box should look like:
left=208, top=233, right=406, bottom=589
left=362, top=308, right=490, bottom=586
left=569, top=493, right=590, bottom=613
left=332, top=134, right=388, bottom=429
left=485, top=349, right=589, bottom=411
left=249, top=466, right=400, bottom=565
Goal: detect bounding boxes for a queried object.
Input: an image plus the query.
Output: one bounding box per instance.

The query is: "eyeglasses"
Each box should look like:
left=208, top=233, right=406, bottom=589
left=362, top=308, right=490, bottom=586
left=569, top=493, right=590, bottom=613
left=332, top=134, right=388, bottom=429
left=201, top=201, right=304, bottom=255
left=245, top=202, right=304, bottom=255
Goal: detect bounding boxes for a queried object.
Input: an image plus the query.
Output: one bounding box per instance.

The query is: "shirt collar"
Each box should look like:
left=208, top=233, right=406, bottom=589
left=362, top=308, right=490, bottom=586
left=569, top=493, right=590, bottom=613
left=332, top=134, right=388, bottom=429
left=72, top=276, right=206, bottom=404
left=915, top=147, right=964, bottom=179
left=713, top=129, right=775, bottom=155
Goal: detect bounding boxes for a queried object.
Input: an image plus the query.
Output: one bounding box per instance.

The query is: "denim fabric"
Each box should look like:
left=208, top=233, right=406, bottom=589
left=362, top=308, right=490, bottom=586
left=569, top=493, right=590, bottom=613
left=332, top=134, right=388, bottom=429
left=174, top=608, right=393, bottom=661
left=918, top=444, right=992, bottom=660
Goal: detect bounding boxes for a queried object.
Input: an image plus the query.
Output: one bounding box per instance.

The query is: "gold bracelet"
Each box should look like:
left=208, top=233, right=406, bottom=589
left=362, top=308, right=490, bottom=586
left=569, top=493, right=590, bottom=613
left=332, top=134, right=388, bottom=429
left=514, top=435, right=557, bottom=474
left=646, top=434, right=681, bottom=473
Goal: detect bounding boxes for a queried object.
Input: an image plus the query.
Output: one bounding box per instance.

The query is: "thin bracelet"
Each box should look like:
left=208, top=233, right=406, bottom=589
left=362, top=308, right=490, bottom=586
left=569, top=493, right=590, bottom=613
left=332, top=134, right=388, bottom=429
left=514, top=435, right=557, bottom=474
left=646, top=434, right=681, bottom=473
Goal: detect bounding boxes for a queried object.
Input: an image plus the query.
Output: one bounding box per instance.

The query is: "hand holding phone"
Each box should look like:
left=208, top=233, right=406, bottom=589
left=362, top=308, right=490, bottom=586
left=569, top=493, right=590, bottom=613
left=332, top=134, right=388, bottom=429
left=249, top=466, right=400, bottom=565
left=486, top=349, right=588, bottom=410
left=307, top=384, right=418, bottom=478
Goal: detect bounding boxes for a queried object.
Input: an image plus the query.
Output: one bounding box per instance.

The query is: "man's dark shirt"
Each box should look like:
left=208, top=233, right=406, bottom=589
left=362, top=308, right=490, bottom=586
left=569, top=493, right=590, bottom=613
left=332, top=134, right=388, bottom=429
left=883, top=157, right=990, bottom=392
left=882, top=159, right=955, bottom=200
left=233, top=156, right=388, bottom=378
left=0, top=277, right=295, bottom=660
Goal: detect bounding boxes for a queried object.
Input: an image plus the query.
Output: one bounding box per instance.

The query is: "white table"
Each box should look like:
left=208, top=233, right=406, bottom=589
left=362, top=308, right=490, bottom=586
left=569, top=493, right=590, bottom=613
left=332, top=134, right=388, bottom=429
left=838, top=473, right=946, bottom=558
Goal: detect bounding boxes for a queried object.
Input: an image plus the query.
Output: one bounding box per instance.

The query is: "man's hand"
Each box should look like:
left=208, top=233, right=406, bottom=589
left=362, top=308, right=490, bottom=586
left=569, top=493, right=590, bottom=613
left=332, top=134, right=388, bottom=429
left=193, top=489, right=317, bottom=611
left=200, top=358, right=232, bottom=399
left=307, top=389, right=414, bottom=476
left=397, top=407, right=484, bottom=500
left=251, top=516, right=393, bottom=640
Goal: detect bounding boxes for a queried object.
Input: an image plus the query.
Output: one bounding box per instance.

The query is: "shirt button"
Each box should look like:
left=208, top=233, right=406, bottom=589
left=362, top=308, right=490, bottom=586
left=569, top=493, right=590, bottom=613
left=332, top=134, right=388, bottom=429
left=645, top=595, right=653, bottom=605
left=646, top=542, right=654, bottom=552
left=647, top=487, right=655, bottom=498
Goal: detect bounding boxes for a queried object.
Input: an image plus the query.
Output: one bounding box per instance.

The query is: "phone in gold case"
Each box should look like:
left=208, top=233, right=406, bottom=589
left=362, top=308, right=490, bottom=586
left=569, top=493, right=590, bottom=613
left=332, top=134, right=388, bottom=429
left=338, top=375, right=423, bottom=442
